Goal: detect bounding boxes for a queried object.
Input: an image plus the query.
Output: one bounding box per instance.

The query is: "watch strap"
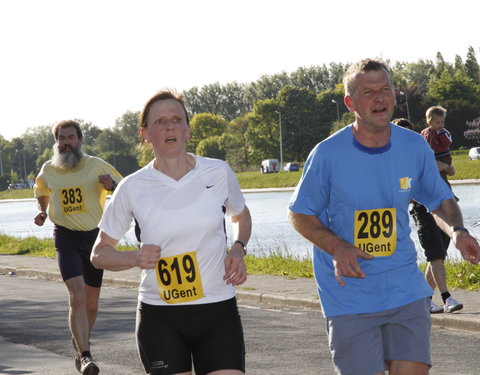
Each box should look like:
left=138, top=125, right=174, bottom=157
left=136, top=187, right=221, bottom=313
left=451, top=226, right=469, bottom=235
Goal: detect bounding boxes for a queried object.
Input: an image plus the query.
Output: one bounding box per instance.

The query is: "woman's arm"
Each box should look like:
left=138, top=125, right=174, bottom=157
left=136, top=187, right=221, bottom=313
left=91, top=231, right=161, bottom=271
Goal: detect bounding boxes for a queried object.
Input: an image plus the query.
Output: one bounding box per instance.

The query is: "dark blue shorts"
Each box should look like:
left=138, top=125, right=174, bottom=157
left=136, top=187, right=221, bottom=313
left=53, top=224, right=103, bottom=287
left=136, top=297, right=245, bottom=375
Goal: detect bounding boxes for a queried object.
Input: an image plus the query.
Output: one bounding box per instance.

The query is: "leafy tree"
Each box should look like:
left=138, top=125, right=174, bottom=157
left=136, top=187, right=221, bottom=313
left=245, top=72, right=291, bottom=103
left=0, top=139, right=17, bottom=180
left=224, top=115, right=250, bottom=171
left=425, top=70, right=480, bottom=147
left=465, top=46, right=480, bottom=85
left=435, top=52, right=452, bottom=76
left=396, top=60, right=435, bottom=94
left=245, top=99, right=279, bottom=165
left=18, top=125, right=55, bottom=177
left=182, top=87, right=201, bottom=116
left=280, top=89, right=321, bottom=161
left=185, top=83, right=224, bottom=118
left=276, top=86, right=330, bottom=161
left=426, top=70, right=480, bottom=104
left=441, top=99, right=479, bottom=148
left=196, top=136, right=225, bottom=160
left=454, top=54, right=465, bottom=74
left=92, top=129, right=139, bottom=175
left=138, top=147, right=154, bottom=168
left=0, top=175, right=8, bottom=191
left=36, top=148, right=53, bottom=170
left=317, top=84, right=346, bottom=126
left=114, top=110, right=140, bottom=146
left=185, top=82, right=251, bottom=121
left=289, top=65, right=338, bottom=92
left=189, top=113, right=228, bottom=153
left=221, top=82, right=251, bottom=121
left=10, top=169, right=19, bottom=185
left=329, top=112, right=355, bottom=135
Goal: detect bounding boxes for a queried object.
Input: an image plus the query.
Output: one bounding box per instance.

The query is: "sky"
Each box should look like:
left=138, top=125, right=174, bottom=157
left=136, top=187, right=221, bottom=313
left=0, top=0, right=478, bottom=141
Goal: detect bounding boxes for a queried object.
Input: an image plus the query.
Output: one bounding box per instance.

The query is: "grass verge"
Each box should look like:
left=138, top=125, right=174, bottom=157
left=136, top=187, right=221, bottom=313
left=2, top=234, right=480, bottom=291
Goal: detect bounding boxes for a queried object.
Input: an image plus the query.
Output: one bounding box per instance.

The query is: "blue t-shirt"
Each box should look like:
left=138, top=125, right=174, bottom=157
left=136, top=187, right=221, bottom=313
left=289, top=123, right=453, bottom=317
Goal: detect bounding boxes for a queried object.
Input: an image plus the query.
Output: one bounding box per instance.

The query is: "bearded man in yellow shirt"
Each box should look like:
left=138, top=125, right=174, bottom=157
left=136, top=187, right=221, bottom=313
left=34, top=120, right=122, bottom=375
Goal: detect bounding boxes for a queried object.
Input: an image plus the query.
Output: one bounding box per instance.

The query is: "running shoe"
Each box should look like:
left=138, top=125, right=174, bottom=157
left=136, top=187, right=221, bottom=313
left=80, top=356, right=100, bottom=375
left=444, top=296, right=463, bottom=313
left=430, top=300, right=444, bottom=314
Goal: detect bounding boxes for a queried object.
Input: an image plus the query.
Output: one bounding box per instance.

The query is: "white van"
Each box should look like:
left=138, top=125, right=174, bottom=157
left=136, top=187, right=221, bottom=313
left=261, top=159, right=280, bottom=174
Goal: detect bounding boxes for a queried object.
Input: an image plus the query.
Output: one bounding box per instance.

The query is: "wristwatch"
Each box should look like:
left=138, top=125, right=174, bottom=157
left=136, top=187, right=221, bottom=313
left=451, top=226, right=469, bottom=235
left=234, top=240, right=247, bottom=255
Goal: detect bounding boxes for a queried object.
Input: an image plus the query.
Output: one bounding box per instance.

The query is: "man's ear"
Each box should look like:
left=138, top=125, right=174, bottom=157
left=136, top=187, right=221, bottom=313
left=344, top=96, right=355, bottom=113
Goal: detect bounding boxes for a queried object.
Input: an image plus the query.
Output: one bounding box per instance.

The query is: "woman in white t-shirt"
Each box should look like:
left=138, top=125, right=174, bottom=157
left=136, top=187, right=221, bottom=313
left=91, top=90, right=252, bottom=375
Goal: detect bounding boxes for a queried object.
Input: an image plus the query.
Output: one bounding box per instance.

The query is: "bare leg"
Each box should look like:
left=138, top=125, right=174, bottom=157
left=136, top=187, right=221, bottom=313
left=386, top=359, right=429, bottom=375
left=85, top=284, right=101, bottom=332
left=65, top=276, right=100, bottom=352
left=425, top=263, right=436, bottom=291
left=428, top=259, right=448, bottom=294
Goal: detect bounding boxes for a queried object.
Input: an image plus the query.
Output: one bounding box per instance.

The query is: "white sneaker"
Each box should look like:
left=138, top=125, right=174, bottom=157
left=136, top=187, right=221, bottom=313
left=430, top=300, right=444, bottom=314
left=444, top=296, right=463, bottom=313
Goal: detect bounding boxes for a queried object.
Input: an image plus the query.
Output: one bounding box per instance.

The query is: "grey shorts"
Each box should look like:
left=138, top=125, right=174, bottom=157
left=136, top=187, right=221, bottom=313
left=326, top=298, right=431, bottom=375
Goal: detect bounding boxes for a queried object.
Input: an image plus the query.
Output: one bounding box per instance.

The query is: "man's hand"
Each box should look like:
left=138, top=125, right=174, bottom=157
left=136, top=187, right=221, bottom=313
left=452, top=231, right=480, bottom=264
left=332, top=244, right=373, bottom=287
left=135, top=244, right=161, bottom=269
left=224, top=247, right=247, bottom=286
left=98, top=174, right=115, bottom=191
left=34, top=212, right=47, bottom=226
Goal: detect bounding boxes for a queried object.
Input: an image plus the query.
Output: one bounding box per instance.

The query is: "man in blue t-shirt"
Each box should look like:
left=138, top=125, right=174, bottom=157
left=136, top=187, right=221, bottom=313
left=288, top=59, right=480, bottom=375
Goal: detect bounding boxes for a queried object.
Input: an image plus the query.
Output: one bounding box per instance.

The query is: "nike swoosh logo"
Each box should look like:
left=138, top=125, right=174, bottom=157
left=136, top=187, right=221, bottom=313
left=206, top=185, right=214, bottom=189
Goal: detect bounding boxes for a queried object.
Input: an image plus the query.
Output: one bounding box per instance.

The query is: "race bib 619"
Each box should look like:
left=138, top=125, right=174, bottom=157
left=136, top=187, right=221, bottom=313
left=155, top=251, right=204, bottom=304
left=354, top=208, right=397, bottom=257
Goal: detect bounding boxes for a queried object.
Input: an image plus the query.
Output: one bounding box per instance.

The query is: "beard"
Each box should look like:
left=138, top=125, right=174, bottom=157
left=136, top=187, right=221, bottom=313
left=51, top=143, right=84, bottom=170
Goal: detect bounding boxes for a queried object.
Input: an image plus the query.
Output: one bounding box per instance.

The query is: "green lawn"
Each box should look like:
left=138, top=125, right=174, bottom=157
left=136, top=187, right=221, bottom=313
left=2, top=234, right=480, bottom=289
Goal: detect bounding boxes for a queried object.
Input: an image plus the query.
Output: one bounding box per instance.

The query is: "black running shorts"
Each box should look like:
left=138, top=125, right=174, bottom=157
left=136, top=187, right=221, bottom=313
left=410, top=202, right=450, bottom=262
left=53, top=224, right=103, bottom=287
left=136, top=297, right=245, bottom=375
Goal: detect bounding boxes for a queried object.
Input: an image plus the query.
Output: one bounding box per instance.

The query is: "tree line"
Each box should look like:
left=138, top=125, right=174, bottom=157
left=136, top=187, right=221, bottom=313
left=1, top=47, right=480, bottom=191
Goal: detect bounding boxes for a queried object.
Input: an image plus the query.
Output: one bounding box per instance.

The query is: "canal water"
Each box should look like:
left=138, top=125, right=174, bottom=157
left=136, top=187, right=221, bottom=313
left=1, top=185, right=479, bottom=261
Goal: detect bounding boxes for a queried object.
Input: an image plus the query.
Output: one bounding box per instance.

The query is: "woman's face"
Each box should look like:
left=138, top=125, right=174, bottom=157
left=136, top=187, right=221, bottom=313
left=142, top=99, right=190, bottom=157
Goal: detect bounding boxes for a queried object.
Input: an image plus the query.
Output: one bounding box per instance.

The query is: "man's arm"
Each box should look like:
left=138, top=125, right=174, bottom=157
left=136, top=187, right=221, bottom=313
left=288, top=211, right=372, bottom=286
left=432, top=198, right=480, bottom=264
left=34, top=196, right=50, bottom=226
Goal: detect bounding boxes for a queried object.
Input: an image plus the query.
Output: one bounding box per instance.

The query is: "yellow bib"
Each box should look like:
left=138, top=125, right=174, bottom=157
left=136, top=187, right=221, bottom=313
left=354, top=208, right=397, bottom=257
left=155, top=251, right=205, bottom=304
left=59, top=187, right=85, bottom=215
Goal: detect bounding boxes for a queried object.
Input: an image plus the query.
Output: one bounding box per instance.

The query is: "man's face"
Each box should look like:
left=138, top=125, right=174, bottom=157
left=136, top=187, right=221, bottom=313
left=344, top=68, right=396, bottom=130
left=56, top=127, right=80, bottom=152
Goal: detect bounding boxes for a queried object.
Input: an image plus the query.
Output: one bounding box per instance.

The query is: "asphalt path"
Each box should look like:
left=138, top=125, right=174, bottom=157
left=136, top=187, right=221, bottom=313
left=2, top=275, right=480, bottom=375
